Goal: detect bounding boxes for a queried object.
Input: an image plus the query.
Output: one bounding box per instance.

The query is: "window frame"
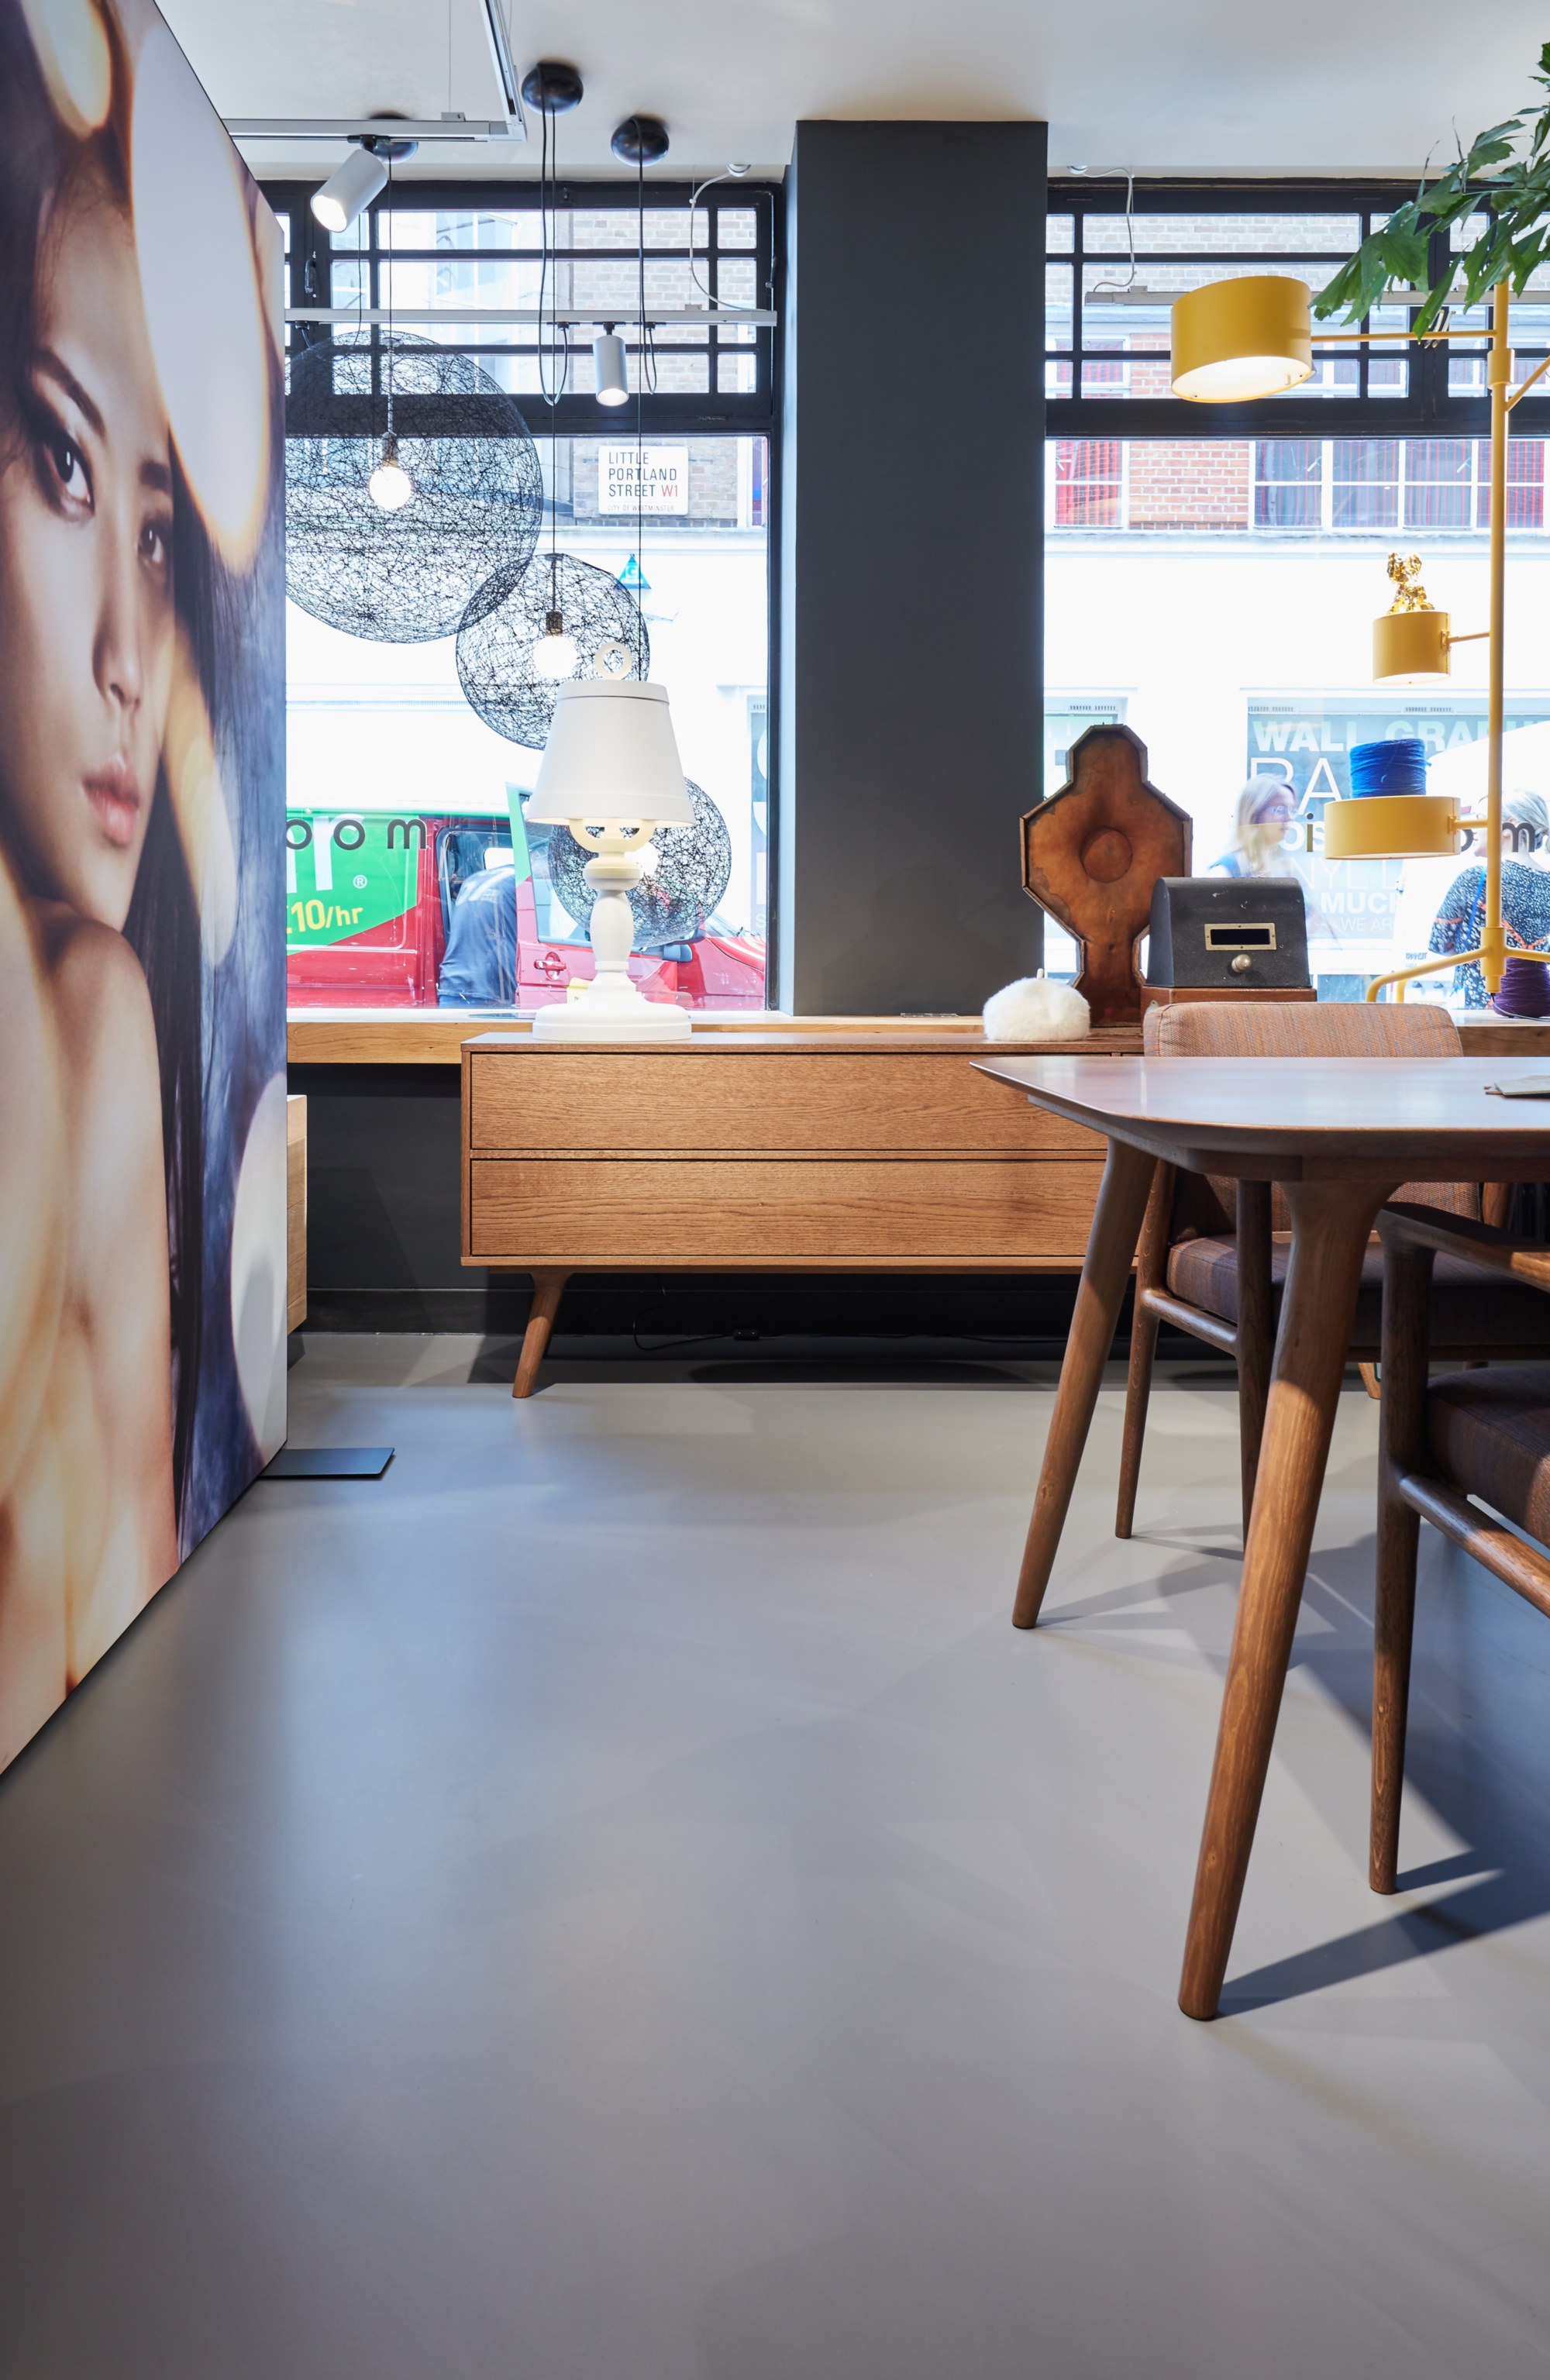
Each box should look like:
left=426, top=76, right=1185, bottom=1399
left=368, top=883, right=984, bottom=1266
left=267, top=174, right=784, bottom=1005
left=1046, top=178, right=1550, bottom=443
left=265, top=176, right=780, bottom=439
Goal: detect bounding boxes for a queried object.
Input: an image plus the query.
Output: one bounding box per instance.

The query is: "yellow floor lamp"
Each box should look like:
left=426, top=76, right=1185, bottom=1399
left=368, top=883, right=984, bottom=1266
left=1171, top=273, right=1550, bottom=1001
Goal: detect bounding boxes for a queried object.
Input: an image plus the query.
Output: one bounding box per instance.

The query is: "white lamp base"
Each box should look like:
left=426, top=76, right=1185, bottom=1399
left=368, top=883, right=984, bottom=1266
left=531, top=986, right=691, bottom=1040
left=529, top=870, right=693, bottom=1040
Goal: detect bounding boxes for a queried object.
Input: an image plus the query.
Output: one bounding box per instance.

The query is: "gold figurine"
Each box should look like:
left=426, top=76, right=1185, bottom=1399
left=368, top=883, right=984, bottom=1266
left=1386, top=551, right=1433, bottom=613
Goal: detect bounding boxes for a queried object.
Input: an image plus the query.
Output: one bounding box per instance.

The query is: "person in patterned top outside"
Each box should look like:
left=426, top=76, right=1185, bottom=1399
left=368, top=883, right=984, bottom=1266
left=1430, top=792, right=1550, bottom=1007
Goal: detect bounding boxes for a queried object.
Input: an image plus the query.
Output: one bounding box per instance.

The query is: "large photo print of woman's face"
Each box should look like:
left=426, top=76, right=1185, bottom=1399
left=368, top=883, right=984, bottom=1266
left=0, top=0, right=285, bottom=1774
left=0, top=136, right=174, bottom=928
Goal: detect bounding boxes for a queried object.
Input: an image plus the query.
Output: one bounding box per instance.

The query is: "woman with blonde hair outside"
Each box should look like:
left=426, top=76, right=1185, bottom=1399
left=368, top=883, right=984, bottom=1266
left=1210, top=777, right=1302, bottom=881
left=1208, top=777, right=1334, bottom=948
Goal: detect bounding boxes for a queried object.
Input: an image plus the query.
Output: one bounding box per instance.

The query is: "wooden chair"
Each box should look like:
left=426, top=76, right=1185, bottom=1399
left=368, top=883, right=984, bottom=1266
left=1373, top=1204, right=1550, bottom=1892
left=1118, top=1001, right=1550, bottom=1541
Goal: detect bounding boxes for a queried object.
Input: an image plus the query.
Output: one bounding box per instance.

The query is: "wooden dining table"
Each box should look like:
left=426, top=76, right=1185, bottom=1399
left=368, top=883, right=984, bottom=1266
left=974, top=1053, right=1550, bottom=2020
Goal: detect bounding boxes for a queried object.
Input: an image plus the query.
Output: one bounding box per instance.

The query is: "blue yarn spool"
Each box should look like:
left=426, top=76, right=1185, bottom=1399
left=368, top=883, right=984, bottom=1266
left=1493, top=953, right=1550, bottom=1019
left=1349, top=737, right=1428, bottom=797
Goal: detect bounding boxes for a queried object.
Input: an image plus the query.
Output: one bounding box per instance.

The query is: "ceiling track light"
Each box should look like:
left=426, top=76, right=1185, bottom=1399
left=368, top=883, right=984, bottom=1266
left=310, top=132, right=417, bottom=233
left=230, top=115, right=520, bottom=143
left=477, top=0, right=525, bottom=122
left=592, top=325, right=629, bottom=406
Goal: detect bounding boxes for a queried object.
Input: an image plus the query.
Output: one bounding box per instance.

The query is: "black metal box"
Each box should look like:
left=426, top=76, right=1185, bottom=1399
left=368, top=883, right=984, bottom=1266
left=1145, top=877, right=1310, bottom=992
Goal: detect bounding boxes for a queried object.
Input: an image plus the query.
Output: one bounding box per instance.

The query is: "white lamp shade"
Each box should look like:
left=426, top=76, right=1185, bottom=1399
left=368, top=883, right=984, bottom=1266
left=526, top=680, right=694, bottom=825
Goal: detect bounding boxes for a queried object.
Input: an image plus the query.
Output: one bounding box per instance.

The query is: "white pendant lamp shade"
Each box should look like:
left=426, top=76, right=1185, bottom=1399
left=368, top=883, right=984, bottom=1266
left=311, top=143, right=390, bottom=234
left=527, top=680, right=694, bottom=825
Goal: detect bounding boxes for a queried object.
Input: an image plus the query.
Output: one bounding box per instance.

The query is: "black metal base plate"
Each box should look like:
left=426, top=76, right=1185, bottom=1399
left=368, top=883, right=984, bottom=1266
left=522, top=60, right=584, bottom=113
left=261, top=1447, right=394, bottom=1479
left=611, top=113, right=670, bottom=165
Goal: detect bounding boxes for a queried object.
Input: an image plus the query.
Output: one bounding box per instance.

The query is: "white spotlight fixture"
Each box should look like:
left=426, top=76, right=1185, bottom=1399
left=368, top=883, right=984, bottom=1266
left=531, top=608, right=579, bottom=678
left=592, top=327, right=629, bottom=407
left=367, top=432, right=413, bottom=511
left=310, top=141, right=390, bottom=234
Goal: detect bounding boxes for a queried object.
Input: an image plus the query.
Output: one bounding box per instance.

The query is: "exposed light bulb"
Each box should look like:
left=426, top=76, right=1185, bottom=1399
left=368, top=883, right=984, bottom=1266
left=532, top=608, right=579, bottom=680
left=368, top=432, right=412, bottom=512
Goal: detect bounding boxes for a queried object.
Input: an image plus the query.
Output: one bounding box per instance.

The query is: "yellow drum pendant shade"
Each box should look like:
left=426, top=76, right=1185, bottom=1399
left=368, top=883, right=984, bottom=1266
left=1373, top=606, right=1452, bottom=682
left=1323, top=794, right=1469, bottom=861
left=1170, top=276, right=1314, bottom=401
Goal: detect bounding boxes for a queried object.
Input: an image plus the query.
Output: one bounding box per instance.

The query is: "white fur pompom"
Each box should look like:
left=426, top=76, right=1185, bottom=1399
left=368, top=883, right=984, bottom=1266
left=981, top=973, right=1091, bottom=1042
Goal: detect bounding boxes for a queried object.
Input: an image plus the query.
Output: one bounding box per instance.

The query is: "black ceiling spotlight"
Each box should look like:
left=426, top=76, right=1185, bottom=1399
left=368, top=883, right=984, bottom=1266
left=611, top=115, right=670, bottom=166
left=520, top=60, right=584, bottom=114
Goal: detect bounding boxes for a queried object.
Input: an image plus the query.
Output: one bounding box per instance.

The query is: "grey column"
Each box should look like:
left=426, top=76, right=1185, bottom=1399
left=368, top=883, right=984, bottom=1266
left=776, top=120, right=1047, bottom=1016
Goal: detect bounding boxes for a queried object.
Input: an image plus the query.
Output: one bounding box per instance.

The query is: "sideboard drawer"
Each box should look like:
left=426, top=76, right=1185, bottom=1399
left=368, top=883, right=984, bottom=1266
left=466, top=1048, right=1100, bottom=1159
left=467, top=1156, right=1105, bottom=1264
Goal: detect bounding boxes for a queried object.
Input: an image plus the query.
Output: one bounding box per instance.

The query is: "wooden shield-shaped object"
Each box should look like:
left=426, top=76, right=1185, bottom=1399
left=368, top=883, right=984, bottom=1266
left=1021, top=725, right=1191, bottom=1025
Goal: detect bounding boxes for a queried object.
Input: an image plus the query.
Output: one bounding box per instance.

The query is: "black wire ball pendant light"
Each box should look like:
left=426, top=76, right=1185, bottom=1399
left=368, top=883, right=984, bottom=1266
left=286, top=332, right=545, bottom=644
left=456, top=553, right=647, bottom=748
left=546, top=780, right=732, bottom=949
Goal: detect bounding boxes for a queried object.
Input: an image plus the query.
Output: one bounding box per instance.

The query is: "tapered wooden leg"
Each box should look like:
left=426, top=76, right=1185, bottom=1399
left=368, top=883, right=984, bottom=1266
left=1358, top=1362, right=1381, bottom=1400
left=513, top=1272, right=569, bottom=1399
left=1115, top=1302, right=1161, bottom=1541
left=1235, top=1180, right=1273, bottom=1543
left=1177, top=1175, right=1397, bottom=2020
left=1371, top=1238, right=1435, bottom=1893
left=1014, top=1138, right=1156, bottom=1627
left=1115, top=1162, right=1174, bottom=1542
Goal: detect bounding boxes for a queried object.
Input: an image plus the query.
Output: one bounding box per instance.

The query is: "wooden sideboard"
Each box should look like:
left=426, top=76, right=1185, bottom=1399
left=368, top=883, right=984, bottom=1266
left=461, top=1029, right=1142, bottom=1393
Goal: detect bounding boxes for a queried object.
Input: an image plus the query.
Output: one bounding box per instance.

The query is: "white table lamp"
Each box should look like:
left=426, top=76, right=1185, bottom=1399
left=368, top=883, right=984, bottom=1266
left=525, top=680, right=696, bottom=1040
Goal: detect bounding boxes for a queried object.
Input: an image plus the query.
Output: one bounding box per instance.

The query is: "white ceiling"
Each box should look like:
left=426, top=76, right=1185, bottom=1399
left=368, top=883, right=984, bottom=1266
left=162, top=0, right=1550, bottom=184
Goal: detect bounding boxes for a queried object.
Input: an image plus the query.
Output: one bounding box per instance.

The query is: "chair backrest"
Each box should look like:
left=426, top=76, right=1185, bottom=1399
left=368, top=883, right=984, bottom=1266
left=1142, top=1000, right=1474, bottom=1232
left=1142, top=1000, right=1461, bottom=1059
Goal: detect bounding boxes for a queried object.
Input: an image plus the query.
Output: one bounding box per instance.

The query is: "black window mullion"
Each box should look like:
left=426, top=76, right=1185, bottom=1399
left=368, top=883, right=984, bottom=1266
left=1073, top=210, right=1083, bottom=399
left=1419, top=220, right=1452, bottom=425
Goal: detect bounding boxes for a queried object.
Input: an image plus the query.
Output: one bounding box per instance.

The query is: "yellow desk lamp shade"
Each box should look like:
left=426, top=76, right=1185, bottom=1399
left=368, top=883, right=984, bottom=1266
left=1322, top=794, right=1467, bottom=861
left=1170, top=276, right=1314, bottom=402
left=1372, top=606, right=1452, bottom=682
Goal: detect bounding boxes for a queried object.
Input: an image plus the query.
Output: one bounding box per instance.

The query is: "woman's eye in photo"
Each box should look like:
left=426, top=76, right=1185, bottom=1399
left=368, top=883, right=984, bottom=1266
left=50, top=432, right=85, bottom=494
left=140, top=517, right=170, bottom=571
left=35, top=418, right=92, bottom=512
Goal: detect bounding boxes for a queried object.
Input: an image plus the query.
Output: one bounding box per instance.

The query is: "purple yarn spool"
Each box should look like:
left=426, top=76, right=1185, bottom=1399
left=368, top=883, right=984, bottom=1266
left=1493, top=953, right=1550, bottom=1018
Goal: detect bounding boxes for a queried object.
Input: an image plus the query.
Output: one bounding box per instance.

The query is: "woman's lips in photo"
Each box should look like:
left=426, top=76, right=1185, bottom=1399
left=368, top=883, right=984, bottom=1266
left=84, top=760, right=142, bottom=849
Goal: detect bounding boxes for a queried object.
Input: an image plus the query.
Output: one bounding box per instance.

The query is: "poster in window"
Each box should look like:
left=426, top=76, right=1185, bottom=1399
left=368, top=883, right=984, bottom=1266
left=1246, top=696, right=1550, bottom=957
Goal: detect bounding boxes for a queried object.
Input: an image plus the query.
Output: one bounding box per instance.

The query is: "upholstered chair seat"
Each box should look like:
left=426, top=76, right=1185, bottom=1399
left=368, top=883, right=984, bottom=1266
left=1118, top=997, right=1538, bottom=1542
left=1163, top=1232, right=1550, bottom=1348
left=1371, top=1210, right=1550, bottom=1894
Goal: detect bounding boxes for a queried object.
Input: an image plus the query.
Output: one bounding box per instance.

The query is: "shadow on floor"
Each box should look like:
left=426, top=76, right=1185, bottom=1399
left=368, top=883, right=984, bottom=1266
left=1107, top=1521, right=1550, bottom=2014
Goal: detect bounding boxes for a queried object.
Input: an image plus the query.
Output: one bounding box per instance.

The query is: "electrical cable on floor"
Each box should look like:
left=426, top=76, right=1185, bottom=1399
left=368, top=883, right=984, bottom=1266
left=630, top=1287, right=737, bottom=1354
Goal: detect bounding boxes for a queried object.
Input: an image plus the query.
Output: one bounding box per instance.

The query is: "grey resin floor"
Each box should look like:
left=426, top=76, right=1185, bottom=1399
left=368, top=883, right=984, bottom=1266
left=4, top=1338, right=1550, bottom=2378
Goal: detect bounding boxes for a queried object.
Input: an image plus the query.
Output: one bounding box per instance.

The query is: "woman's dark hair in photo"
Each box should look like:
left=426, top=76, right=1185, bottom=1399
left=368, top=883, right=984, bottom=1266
left=0, top=0, right=205, bottom=1535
